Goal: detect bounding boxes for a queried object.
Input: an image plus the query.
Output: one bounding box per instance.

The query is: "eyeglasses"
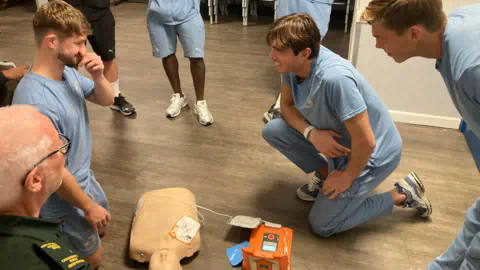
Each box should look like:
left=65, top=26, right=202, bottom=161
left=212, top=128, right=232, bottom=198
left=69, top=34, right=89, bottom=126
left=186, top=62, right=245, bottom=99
left=22, top=133, right=71, bottom=186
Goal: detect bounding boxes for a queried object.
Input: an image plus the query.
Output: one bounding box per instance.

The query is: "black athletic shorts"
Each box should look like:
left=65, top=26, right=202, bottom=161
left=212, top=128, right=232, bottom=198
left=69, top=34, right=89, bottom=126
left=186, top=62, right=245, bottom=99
left=81, top=6, right=116, bottom=61
left=67, top=0, right=116, bottom=61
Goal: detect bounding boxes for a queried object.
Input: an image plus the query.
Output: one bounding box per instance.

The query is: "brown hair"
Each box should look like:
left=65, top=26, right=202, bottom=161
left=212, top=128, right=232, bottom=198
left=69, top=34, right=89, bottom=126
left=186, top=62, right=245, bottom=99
left=266, top=13, right=321, bottom=59
left=361, top=0, right=446, bottom=35
left=33, top=0, right=92, bottom=46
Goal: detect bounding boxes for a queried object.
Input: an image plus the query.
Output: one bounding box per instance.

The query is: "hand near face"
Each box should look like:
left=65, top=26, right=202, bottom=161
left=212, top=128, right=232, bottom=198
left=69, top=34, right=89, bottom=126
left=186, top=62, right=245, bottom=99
left=78, top=53, right=104, bottom=81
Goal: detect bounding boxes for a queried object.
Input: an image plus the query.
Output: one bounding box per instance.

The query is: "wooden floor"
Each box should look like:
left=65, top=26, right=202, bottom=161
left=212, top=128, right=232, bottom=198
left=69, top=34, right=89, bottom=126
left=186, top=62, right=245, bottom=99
left=1, top=2, right=479, bottom=270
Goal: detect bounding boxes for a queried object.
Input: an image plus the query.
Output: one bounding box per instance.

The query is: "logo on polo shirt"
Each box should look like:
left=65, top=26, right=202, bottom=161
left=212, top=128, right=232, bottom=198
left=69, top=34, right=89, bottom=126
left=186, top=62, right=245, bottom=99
left=74, top=80, right=80, bottom=92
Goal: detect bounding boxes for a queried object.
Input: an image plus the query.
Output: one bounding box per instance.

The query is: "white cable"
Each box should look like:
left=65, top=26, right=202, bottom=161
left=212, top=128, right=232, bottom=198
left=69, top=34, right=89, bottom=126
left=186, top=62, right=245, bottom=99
left=139, top=195, right=233, bottom=223
left=282, top=227, right=288, bottom=255
left=196, top=205, right=233, bottom=221
left=139, top=195, right=290, bottom=255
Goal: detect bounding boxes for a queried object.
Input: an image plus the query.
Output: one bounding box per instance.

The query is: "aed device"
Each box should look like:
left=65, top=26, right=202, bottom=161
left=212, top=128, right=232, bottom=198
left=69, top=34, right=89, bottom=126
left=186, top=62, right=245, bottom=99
left=242, top=224, right=293, bottom=270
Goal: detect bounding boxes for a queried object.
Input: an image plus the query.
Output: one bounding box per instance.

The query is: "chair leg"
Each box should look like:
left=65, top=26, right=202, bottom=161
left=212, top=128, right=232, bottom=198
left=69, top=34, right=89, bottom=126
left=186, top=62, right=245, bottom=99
left=344, top=0, right=351, bottom=33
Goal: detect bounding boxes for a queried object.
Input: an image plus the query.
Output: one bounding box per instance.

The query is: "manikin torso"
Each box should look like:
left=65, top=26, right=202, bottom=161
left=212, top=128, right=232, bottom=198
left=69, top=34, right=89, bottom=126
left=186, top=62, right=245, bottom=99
left=130, top=188, right=201, bottom=270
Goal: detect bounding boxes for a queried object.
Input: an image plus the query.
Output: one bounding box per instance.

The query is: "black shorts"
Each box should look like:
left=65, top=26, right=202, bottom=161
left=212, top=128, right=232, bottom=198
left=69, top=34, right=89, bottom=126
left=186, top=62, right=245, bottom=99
left=81, top=7, right=116, bottom=62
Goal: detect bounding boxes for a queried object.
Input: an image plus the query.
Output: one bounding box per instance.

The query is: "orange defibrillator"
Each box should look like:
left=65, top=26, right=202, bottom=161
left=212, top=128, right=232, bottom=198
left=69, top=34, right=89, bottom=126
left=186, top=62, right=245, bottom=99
left=242, top=224, right=293, bottom=270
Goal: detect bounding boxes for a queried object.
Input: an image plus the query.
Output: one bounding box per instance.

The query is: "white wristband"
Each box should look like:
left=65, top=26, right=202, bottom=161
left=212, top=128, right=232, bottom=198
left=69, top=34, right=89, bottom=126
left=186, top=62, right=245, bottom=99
left=303, top=125, right=315, bottom=139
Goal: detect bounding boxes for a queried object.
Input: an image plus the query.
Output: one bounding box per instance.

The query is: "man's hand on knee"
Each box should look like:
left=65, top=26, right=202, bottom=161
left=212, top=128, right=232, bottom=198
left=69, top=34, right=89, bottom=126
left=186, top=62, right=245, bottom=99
left=322, top=170, right=356, bottom=200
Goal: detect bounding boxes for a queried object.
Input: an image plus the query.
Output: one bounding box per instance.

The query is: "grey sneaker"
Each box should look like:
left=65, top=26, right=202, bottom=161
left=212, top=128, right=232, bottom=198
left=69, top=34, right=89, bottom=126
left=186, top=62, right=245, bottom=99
left=395, top=172, right=432, bottom=217
left=263, top=94, right=282, bottom=123
left=296, top=173, right=325, bottom=201
left=263, top=103, right=283, bottom=123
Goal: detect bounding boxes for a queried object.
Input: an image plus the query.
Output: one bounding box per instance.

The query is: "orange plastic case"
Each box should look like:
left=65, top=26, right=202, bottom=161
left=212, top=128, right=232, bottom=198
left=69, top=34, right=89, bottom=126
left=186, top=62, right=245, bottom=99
left=242, top=224, right=293, bottom=270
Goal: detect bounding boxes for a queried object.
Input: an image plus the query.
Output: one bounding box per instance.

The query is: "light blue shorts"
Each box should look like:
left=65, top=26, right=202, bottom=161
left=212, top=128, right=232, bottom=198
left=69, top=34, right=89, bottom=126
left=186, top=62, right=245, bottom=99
left=147, top=12, right=205, bottom=58
left=40, top=179, right=109, bottom=258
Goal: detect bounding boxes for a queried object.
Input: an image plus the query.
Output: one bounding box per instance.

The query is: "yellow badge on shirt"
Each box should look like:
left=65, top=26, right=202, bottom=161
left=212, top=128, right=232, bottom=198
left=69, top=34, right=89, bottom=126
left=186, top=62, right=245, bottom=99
left=35, top=241, right=90, bottom=270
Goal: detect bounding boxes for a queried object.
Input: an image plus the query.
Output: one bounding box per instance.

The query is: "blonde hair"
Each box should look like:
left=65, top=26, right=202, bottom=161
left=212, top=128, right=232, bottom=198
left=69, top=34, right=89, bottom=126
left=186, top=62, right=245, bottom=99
left=0, top=105, right=53, bottom=210
left=33, top=0, right=92, bottom=46
left=361, top=0, right=446, bottom=35
left=266, top=13, right=321, bottom=60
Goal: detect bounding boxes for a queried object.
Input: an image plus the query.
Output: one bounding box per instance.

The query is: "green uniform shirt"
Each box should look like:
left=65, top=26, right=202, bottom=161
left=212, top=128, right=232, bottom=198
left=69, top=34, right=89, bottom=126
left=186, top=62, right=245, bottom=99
left=0, top=215, right=92, bottom=270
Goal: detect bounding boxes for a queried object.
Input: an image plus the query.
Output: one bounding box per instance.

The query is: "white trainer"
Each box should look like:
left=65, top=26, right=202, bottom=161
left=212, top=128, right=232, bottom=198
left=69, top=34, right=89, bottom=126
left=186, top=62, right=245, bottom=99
left=166, top=93, right=187, bottom=118
left=194, top=100, right=214, bottom=126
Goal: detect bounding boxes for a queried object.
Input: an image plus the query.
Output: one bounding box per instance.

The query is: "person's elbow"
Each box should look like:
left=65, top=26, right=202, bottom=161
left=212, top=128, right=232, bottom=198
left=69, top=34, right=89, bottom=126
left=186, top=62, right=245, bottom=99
left=98, top=95, right=114, bottom=107
left=279, top=101, right=293, bottom=115
left=354, top=135, right=376, bottom=153
left=365, top=137, right=376, bottom=153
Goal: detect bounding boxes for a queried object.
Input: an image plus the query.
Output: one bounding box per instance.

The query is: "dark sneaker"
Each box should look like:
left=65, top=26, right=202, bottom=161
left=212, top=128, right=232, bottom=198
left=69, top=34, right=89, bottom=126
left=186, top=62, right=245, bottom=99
left=111, top=94, right=136, bottom=116
left=296, top=173, right=326, bottom=201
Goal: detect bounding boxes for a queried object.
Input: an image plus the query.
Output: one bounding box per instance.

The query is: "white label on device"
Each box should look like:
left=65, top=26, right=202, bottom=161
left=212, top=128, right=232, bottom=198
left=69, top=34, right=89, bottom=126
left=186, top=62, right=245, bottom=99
left=171, top=215, right=200, bottom=244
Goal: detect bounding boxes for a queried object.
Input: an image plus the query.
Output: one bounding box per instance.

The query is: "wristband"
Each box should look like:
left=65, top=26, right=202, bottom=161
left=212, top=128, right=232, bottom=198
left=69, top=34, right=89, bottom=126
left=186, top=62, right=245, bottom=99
left=303, top=125, right=315, bottom=139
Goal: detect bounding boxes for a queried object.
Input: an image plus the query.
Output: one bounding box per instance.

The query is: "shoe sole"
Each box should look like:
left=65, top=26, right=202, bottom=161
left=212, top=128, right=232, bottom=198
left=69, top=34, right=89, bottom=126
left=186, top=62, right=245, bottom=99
left=405, top=173, right=432, bottom=217
left=110, top=105, right=136, bottom=116
left=166, top=102, right=188, bottom=118
left=296, top=185, right=317, bottom=202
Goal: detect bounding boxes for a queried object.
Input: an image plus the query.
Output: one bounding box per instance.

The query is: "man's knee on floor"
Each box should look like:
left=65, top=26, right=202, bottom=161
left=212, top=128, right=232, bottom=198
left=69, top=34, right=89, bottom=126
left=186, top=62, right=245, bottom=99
left=85, top=245, right=104, bottom=269
left=308, top=213, right=338, bottom=238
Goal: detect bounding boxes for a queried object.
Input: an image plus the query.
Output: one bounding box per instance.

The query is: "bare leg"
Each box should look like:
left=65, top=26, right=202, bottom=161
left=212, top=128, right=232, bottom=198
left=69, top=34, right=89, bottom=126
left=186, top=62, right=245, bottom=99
left=103, top=59, right=118, bottom=83
left=162, top=54, right=183, bottom=96
left=189, top=57, right=205, bottom=102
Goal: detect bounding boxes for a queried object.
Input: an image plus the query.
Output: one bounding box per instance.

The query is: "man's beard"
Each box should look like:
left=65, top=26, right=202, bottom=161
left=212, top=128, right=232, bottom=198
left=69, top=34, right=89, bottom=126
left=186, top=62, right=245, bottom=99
left=58, top=51, right=81, bottom=69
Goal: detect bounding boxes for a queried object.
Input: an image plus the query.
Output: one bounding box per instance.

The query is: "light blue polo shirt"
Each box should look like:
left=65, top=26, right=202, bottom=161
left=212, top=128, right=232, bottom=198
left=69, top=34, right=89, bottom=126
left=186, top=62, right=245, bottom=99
left=436, top=4, right=480, bottom=137
left=13, top=67, right=96, bottom=192
left=282, top=46, right=402, bottom=169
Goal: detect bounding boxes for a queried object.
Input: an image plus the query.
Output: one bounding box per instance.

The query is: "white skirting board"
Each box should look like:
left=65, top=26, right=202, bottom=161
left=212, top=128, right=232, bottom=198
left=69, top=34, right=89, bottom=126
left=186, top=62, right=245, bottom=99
left=389, top=110, right=461, bottom=129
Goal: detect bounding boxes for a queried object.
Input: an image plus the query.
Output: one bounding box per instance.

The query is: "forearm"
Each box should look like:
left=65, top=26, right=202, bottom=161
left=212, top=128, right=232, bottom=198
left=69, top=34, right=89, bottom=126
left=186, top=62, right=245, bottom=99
left=56, top=168, right=96, bottom=212
left=92, top=75, right=114, bottom=106
left=281, top=103, right=310, bottom=135
left=344, top=140, right=375, bottom=180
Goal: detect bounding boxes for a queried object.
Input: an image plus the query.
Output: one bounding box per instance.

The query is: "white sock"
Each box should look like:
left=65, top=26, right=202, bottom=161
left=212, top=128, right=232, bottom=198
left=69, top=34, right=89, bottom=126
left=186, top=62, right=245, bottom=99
left=111, top=80, right=120, bottom=97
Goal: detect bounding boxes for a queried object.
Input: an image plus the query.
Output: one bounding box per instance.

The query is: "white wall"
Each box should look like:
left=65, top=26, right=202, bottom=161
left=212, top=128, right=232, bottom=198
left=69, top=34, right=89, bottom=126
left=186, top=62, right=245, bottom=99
left=349, top=0, right=479, bottom=129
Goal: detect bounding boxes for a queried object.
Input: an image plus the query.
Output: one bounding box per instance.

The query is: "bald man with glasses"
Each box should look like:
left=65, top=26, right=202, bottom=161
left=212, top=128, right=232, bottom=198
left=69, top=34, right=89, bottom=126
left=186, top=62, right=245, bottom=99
left=20, top=133, right=71, bottom=186
left=0, top=105, right=93, bottom=270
